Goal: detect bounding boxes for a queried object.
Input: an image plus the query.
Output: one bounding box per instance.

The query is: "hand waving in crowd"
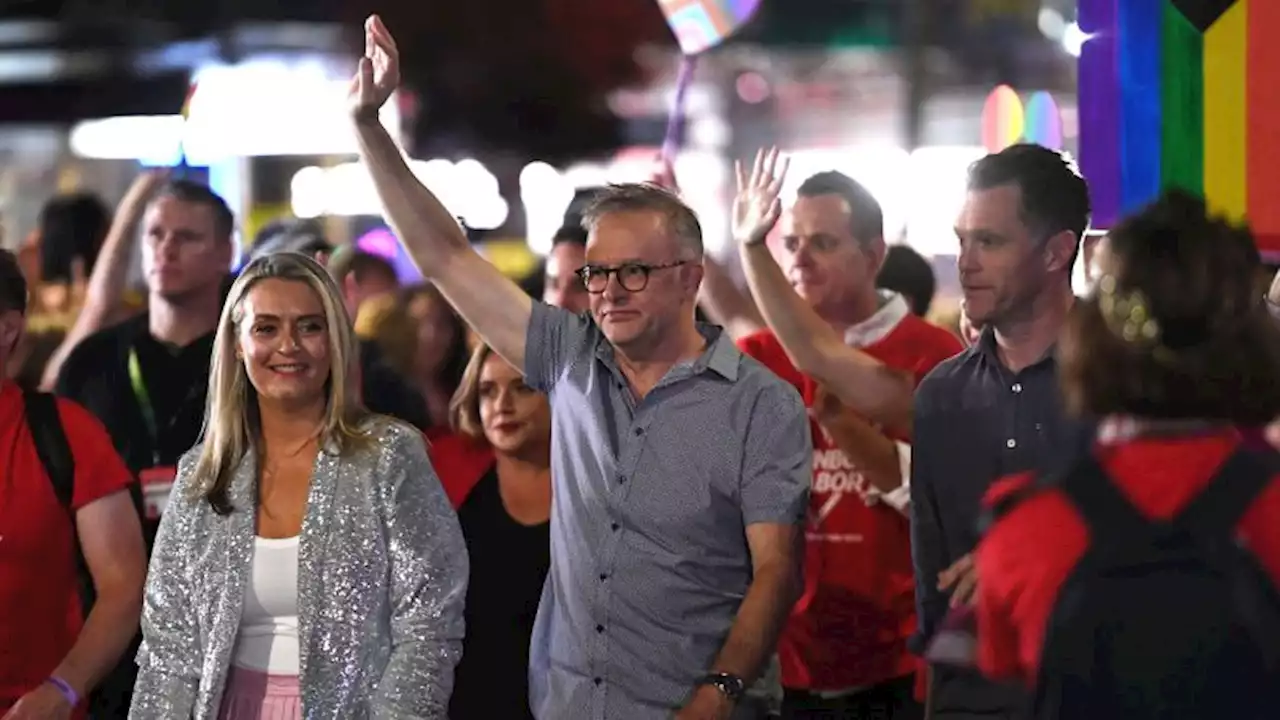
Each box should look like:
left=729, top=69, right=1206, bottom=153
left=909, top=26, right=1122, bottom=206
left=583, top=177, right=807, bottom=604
left=349, top=14, right=400, bottom=121
left=732, top=146, right=790, bottom=247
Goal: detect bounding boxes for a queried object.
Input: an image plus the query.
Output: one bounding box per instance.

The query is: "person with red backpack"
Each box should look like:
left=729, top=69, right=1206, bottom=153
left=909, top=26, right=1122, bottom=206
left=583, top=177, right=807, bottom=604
left=974, top=191, right=1280, bottom=719
left=0, top=248, right=147, bottom=719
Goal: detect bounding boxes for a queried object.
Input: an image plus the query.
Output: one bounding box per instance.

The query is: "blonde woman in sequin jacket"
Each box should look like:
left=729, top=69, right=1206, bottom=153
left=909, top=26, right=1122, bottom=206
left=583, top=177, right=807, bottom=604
left=128, top=252, right=469, bottom=720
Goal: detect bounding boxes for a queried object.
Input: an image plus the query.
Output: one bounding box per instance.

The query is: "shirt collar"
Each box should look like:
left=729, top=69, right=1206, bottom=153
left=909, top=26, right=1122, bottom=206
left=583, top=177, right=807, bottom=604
left=975, top=324, right=1059, bottom=371
left=843, top=291, right=909, bottom=349
left=695, top=324, right=740, bottom=381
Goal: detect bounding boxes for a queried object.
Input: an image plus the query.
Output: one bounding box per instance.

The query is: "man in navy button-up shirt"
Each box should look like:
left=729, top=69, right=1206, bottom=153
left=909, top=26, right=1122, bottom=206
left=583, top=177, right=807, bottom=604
left=910, top=144, right=1093, bottom=719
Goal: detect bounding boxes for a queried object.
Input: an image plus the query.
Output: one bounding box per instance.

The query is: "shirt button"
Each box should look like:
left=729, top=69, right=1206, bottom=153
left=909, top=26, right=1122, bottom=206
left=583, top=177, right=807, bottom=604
left=594, top=677, right=603, bottom=686
left=617, top=474, right=627, bottom=484
left=599, top=573, right=608, bottom=581
left=1011, top=383, right=1023, bottom=393
left=1006, top=438, right=1017, bottom=449
left=596, top=624, right=605, bottom=633
left=611, top=522, right=620, bottom=532
left=633, top=427, right=644, bottom=436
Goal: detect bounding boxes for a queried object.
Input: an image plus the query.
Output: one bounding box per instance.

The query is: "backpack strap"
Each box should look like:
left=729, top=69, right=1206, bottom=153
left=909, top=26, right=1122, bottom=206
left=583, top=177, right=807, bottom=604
left=21, top=388, right=75, bottom=511
left=1174, top=448, right=1278, bottom=536
left=1055, top=453, right=1152, bottom=543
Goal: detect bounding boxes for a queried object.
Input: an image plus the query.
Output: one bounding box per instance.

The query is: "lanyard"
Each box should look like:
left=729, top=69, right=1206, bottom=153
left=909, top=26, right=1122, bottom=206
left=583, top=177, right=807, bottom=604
left=128, top=347, right=162, bottom=466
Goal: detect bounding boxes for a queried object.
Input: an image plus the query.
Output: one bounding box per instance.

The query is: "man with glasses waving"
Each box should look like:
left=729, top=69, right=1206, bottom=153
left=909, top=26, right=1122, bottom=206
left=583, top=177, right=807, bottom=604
left=350, top=15, right=810, bottom=720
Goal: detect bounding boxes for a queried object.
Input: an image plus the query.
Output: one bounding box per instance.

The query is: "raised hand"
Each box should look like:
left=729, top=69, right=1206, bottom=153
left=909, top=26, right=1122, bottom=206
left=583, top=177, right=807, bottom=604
left=348, top=14, right=401, bottom=121
left=732, top=147, right=789, bottom=247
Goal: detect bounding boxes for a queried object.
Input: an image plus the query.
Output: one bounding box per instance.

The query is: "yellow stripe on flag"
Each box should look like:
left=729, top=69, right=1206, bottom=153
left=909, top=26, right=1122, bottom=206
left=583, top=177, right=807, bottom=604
left=1203, top=0, right=1248, bottom=221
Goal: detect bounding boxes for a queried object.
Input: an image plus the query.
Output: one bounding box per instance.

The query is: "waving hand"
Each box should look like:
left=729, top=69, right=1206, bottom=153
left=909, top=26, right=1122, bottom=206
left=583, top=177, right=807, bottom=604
left=732, top=147, right=790, bottom=247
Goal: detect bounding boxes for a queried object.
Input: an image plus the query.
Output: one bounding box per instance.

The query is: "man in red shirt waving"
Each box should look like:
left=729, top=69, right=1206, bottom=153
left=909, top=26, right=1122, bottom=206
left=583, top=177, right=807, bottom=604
left=0, top=249, right=146, bottom=719
left=734, top=149, right=963, bottom=718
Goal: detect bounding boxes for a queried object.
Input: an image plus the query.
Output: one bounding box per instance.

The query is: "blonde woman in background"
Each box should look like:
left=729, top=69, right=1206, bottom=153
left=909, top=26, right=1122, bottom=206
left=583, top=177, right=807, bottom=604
left=430, top=343, right=553, bottom=719
left=129, top=252, right=468, bottom=719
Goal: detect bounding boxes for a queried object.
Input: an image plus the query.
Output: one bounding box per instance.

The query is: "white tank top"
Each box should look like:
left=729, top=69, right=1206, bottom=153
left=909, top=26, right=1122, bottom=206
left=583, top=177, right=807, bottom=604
left=233, top=536, right=301, bottom=675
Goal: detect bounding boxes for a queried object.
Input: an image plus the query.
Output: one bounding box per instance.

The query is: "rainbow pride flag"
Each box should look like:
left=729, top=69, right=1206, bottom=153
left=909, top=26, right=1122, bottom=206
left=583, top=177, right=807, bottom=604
left=657, top=0, right=761, bottom=55
left=1078, top=0, right=1280, bottom=254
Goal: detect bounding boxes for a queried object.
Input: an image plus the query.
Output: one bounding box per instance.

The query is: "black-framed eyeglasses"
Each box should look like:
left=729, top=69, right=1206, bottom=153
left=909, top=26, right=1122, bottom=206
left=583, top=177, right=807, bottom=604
left=575, top=261, right=687, bottom=294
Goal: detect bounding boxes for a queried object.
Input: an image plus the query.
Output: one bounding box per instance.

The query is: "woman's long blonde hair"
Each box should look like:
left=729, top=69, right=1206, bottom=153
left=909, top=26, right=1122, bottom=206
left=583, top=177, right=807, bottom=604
left=192, top=252, right=369, bottom=514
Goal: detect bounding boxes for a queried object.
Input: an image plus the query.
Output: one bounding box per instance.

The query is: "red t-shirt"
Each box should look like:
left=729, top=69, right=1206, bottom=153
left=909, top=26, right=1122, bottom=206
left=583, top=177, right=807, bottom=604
left=0, top=382, right=135, bottom=715
left=976, top=432, right=1280, bottom=684
left=739, top=309, right=963, bottom=691
left=427, top=431, right=496, bottom=509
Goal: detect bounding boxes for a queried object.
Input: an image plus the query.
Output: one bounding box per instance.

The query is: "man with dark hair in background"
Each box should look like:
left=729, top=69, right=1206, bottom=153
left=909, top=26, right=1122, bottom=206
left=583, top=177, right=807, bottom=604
left=325, top=246, right=431, bottom=430
left=910, top=144, right=1093, bottom=719
left=8, top=194, right=113, bottom=384
left=54, top=178, right=236, bottom=714
left=543, top=223, right=589, bottom=313
left=878, top=244, right=937, bottom=318
left=36, top=193, right=111, bottom=312
left=328, top=246, right=400, bottom=311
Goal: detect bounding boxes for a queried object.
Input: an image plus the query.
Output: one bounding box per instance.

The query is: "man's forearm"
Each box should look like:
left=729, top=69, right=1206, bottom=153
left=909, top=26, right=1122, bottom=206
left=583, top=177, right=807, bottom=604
left=824, top=413, right=902, bottom=494
left=708, top=561, right=800, bottom=684
left=53, top=589, right=142, bottom=697
left=740, top=245, right=913, bottom=430
left=353, top=117, right=470, bottom=275
left=698, top=257, right=765, bottom=339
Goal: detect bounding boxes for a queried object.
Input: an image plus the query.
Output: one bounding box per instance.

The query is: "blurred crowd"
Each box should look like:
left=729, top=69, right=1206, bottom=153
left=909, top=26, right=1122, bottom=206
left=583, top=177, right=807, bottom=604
left=4, top=14, right=1280, bottom=720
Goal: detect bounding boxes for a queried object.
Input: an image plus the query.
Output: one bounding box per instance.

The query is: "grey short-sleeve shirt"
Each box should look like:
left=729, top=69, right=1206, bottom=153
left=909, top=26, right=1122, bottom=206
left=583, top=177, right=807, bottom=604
left=523, top=301, right=811, bottom=719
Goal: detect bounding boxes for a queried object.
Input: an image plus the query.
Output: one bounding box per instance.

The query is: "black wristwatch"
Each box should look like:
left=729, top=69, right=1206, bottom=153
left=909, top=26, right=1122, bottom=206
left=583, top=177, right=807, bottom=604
left=697, top=672, right=746, bottom=700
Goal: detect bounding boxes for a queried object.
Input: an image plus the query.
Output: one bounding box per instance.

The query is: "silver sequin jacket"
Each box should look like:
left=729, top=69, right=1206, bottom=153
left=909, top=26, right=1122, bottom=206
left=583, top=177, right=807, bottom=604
left=129, top=419, right=469, bottom=719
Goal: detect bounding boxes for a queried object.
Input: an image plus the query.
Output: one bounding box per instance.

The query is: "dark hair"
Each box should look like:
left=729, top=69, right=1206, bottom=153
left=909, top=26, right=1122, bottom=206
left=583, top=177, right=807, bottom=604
left=401, top=283, right=470, bottom=422
left=331, top=250, right=398, bottom=287
left=796, top=171, right=884, bottom=246
left=1061, top=190, right=1280, bottom=425
left=154, top=179, right=235, bottom=240
left=521, top=262, right=546, bottom=299
left=38, top=193, right=110, bottom=283
left=967, top=144, right=1091, bottom=267
left=250, top=218, right=332, bottom=260
left=563, top=186, right=606, bottom=229
left=0, top=249, right=27, bottom=315
left=581, top=183, right=703, bottom=258
left=551, top=223, right=588, bottom=248
left=877, top=244, right=936, bottom=316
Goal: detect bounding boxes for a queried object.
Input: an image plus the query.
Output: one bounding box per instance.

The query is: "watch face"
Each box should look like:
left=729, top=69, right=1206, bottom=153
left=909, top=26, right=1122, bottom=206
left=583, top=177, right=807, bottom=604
left=711, top=674, right=745, bottom=699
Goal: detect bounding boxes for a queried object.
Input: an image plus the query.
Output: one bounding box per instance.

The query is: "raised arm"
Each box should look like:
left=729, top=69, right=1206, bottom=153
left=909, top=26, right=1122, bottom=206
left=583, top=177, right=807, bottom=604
left=40, top=171, right=165, bottom=390
left=732, top=148, right=914, bottom=432
left=349, top=15, right=531, bottom=370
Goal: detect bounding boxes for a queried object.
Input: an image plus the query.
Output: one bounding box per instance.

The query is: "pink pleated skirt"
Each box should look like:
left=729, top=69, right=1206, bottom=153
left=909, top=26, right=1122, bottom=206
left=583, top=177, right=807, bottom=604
left=218, top=665, right=302, bottom=720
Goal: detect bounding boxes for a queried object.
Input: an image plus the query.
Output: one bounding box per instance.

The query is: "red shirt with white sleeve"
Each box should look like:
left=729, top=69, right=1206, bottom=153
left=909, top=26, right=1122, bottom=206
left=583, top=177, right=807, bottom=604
left=739, top=293, right=963, bottom=691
